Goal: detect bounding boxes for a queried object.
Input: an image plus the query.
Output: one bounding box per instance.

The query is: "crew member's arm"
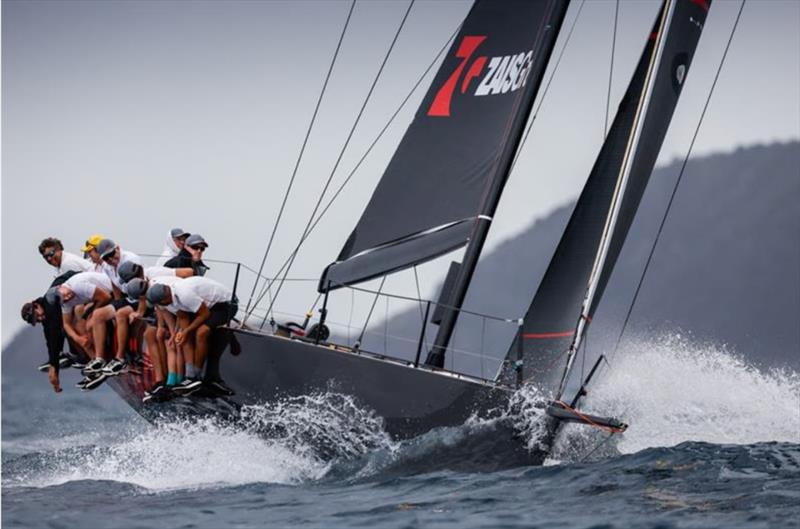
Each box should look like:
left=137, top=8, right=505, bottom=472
left=93, top=287, right=112, bottom=308
left=111, top=284, right=123, bottom=300
left=175, top=303, right=210, bottom=344
left=129, top=297, right=147, bottom=324
left=61, top=311, right=87, bottom=348
left=175, top=267, right=194, bottom=278
left=44, top=305, right=64, bottom=393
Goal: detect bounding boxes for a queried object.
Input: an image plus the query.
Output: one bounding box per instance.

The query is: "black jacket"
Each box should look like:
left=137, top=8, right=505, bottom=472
left=42, top=270, right=79, bottom=370
left=164, top=249, right=209, bottom=276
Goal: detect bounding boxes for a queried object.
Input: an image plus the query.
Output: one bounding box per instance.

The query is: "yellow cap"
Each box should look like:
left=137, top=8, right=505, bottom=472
left=81, top=234, right=105, bottom=252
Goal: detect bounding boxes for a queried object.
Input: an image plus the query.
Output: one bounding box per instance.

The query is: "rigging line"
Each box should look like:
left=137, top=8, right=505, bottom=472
left=604, top=0, right=619, bottom=138
left=580, top=431, right=617, bottom=462
left=413, top=266, right=425, bottom=322
left=263, top=0, right=416, bottom=321
left=513, top=0, right=586, bottom=168
left=248, top=6, right=458, bottom=320
left=356, top=276, right=386, bottom=348
left=610, top=0, right=747, bottom=363
left=244, top=0, right=357, bottom=321
left=413, top=266, right=428, bottom=350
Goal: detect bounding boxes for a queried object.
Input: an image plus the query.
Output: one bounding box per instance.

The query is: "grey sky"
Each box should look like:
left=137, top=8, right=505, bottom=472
left=3, top=0, right=799, bottom=347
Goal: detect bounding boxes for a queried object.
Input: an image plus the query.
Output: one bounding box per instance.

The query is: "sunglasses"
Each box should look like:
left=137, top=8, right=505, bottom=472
left=189, top=245, right=207, bottom=251
left=43, top=250, right=57, bottom=261
left=102, top=250, right=118, bottom=262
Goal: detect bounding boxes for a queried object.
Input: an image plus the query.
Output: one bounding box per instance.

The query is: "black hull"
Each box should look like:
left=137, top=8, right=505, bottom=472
left=107, top=330, right=550, bottom=465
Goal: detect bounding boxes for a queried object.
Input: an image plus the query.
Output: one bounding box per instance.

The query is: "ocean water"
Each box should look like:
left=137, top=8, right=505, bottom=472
left=2, top=336, right=799, bottom=529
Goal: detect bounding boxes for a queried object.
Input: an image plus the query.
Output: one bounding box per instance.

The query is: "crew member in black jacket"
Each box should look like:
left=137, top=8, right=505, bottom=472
left=164, top=233, right=210, bottom=276
left=19, top=270, right=85, bottom=392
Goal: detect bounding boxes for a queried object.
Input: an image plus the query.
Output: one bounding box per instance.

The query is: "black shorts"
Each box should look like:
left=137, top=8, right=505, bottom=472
left=206, top=302, right=238, bottom=328
left=112, top=298, right=137, bottom=311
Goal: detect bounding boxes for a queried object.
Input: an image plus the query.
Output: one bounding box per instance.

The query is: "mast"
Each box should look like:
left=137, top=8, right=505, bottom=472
left=555, top=0, right=677, bottom=397
left=425, top=1, right=570, bottom=368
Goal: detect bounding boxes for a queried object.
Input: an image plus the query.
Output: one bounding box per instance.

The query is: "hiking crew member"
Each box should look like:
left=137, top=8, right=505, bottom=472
left=81, top=234, right=107, bottom=272
left=20, top=270, right=85, bottom=391
left=117, top=263, right=194, bottom=384
left=58, top=272, right=114, bottom=390
left=39, top=237, right=93, bottom=277
left=126, top=276, right=187, bottom=402
left=156, top=228, right=190, bottom=266
left=147, top=277, right=237, bottom=396
left=164, top=233, right=209, bottom=277
left=91, top=239, right=146, bottom=375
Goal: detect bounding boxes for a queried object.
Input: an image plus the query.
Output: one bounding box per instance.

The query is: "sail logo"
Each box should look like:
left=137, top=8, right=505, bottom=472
left=427, top=35, right=534, bottom=117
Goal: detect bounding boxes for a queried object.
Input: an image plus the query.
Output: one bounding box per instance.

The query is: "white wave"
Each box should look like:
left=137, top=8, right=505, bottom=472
left=7, top=393, right=393, bottom=492
left=580, top=333, right=800, bottom=453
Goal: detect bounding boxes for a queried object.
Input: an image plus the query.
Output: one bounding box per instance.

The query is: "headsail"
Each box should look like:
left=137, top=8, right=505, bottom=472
left=504, top=0, right=711, bottom=395
left=319, top=0, right=570, bottom=292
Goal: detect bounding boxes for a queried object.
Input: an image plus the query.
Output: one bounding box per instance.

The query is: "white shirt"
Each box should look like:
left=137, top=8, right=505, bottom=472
left=171, top=276, right=232, bottom=313
left=57, top=251, right=93, bottom=277
left=144, top=266, right=177, bottom=280
left=105, top=250, right=143, bottom=293
left=151, top=275, right=185, bottom=314
left=155, top=230, right=181, bottom=266
left=61, top=272, right=113, bottom=313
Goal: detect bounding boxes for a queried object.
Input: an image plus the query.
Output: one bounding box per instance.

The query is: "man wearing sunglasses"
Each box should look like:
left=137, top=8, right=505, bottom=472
left=92, top=238, right=144, bottom=375
left=38, top=237, right=93, bottom=277
left=164, top=233, right=210, bottom=277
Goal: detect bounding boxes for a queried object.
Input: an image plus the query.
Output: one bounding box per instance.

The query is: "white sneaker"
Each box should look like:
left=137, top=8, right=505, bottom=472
left=83, top=358, right=106, bottom=375
left=102, top=358, right=127, bottom=376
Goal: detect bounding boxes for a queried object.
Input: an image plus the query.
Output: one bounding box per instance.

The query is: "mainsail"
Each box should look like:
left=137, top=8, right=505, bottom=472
left=319, top=0, right=570, bottom=292
left=504, top=0, right=711, bottom=396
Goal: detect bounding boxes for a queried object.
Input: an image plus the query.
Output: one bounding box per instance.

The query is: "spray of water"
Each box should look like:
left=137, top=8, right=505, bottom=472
left=4, top=393, right=393, bottom=491
left=555, top=333, right=800, bottom=456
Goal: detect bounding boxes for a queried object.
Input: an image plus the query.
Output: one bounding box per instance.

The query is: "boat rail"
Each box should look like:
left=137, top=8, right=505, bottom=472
left=137, top=254, right=521, bottom=385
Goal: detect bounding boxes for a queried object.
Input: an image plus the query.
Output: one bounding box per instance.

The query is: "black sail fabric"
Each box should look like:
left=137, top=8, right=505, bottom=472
left=320, top=0, right=570, bottom=292
left=503, top=0, right=711, bottom=392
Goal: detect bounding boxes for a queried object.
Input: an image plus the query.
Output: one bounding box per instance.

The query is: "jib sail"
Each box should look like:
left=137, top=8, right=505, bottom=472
left=319, top=0, right=570, bottom=292
left=504, top=0, right=711, bottom=395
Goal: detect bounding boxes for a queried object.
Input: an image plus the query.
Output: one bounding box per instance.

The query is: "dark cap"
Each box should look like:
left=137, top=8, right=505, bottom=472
left=97, top=238, right=118, bottom=258
left=118, top=261, right=143, bottom=283
left=146, top=283, right=171, bottom=305
left=170, top=228, right=189, bottom=239
left=185, top=234, right=208, bottom=248
left=126, top=278, right=149, bottom=299
left=21, top=302, right=37, bottom=325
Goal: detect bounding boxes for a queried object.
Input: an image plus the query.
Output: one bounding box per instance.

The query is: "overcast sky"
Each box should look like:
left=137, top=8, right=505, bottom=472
left=3, top=0, right=799, bottom=348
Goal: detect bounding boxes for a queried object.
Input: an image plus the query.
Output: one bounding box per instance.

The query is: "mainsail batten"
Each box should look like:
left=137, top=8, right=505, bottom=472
left=320, top=0, right=570, bottom=293
left=504, top=0, right=711, bottom=397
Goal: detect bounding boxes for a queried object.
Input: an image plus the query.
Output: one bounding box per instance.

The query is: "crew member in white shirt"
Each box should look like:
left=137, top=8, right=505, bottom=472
left=89, top=238, right=148, bottom=375
left=111, top=262, right=194, bottom=381
left=80, top=234, right=108, bottom=272
left=58, top=271, right=114, bottom=390
left=39, top=237, right=93, bottom=277
left=147, top=277, right=238, bottom=396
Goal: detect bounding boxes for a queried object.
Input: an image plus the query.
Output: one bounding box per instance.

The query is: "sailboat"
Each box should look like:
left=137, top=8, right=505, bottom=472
left=108, top=0, right=712, bottom=462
